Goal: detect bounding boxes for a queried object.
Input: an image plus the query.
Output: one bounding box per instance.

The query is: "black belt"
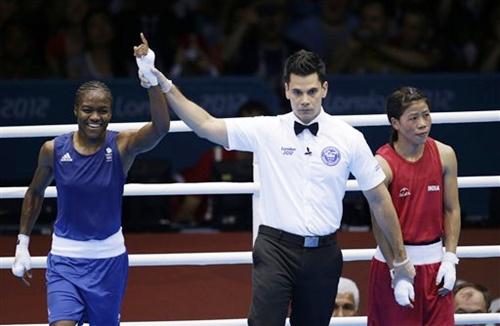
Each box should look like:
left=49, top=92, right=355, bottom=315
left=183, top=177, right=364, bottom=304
left=403, top=236, right=441, bottom=246
left=258, top=225, right=337, bottom=248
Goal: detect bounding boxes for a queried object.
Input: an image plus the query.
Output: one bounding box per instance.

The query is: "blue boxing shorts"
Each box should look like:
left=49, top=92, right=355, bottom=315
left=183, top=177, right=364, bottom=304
left=46, top=252, right=128, bottom=325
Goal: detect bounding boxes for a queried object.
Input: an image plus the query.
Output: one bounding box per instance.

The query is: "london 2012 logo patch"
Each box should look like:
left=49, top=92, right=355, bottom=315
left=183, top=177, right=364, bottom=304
left=321, top=146, right=341, bottom=166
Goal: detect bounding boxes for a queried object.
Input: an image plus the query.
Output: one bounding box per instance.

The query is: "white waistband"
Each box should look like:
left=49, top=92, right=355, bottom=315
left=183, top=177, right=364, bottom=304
left=374, top=241, right=443, bottom=265
left=51, top=228, right=126, bottom=259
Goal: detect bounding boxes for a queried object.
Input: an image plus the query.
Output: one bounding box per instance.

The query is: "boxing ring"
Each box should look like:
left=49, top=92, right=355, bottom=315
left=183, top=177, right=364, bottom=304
left=1, top=110, right=499, bottom=325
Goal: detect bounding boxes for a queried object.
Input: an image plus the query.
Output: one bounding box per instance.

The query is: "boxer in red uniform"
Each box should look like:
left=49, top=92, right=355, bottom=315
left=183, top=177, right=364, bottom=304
left=368, top=87, right=461, bottom=326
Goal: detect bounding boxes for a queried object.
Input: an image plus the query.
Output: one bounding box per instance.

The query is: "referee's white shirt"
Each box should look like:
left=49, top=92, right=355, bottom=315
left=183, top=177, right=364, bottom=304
left=226, top=108, right=385, bottom=236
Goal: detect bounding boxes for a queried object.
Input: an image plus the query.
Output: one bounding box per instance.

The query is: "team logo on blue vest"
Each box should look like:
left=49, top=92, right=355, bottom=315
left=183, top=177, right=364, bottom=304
left=321, top=146, right=341, bottom=166
left=105, top=147, right=113, bottom=162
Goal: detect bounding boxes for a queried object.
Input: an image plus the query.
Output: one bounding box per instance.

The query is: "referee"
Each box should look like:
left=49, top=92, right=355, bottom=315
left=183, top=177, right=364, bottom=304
left=139, top=38, right=415, bottom=326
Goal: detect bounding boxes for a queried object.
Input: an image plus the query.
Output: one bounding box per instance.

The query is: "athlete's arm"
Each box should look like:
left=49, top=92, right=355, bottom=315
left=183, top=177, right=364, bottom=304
left=364, top=155, right=408, bottom=265
left=435, top=142, right=461, bottom=296
left=438, top=142, right=461, bottom=253
left=163, top=84, right=228, bottom=148
left=13, top=140, right=54, bottom=286
left=19, top=140, right=55, bottom=236
left=118, top=34, right=170, bottom=173
left=364, top=183, right=409, bottom=264
left=370, top=155, right=396, bottom=267
left=118, top=86, right=169, bottom=166
left=365, top=155, right=415, bottom=307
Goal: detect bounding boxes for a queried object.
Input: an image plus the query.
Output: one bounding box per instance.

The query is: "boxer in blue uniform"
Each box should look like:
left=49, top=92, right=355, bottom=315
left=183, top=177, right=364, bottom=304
left=12, top=34, right=168, bottom=326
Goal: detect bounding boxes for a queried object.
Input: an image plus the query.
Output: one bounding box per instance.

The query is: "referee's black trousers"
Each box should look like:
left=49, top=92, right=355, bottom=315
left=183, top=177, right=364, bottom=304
left=248, top=225, right=343, bottom=326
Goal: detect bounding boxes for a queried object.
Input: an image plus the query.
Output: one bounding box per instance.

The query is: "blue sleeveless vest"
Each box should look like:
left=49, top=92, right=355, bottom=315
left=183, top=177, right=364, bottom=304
left=53, top=131, right=125, bottom=240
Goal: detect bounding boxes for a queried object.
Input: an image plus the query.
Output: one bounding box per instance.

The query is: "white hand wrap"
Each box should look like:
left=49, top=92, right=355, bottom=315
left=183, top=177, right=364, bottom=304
left=151, top=67, right=173, bottom=93
left=391, top=257, right=415, bottom=287
left=138, top=70, right=153, bottom=89
left=12, top=234, right=31, bottom=277
left=394, top=277, right=415, bottom=306
left=436, top=252, right=458, bottom=291
left=136, top=49, right=158, bottom=87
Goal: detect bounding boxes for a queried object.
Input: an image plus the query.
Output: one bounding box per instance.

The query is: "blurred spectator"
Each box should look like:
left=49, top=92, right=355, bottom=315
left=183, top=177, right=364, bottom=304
left=286, top=0, right=356, bottom=65
left=374, top=7, right=443, bottom=72
left=45, top=0, right=90, bottom=77
left=438, top=0, right=488, bottom=71
left=170, top=0, right=225, bottom=75
left=67, top=10, right=127, bottom=79
left=454, top=281, right=491, bottom=314
left=479, top=2, right=500, bottom=72
left=0, top=18, right=47, bottom=78
left=174, top=100, right=270, bottom=230
left=333, top=277, right=360, bottom=317
left=222, top=0, right=298, bottom=86
left=0, top=0, right=495, bottom=79
left=0, top=0, right=18, bottom=29
left=17, top=1, right=49, bottom=52
left=111, top=1, right=179, bottom=75
left=331, top=0, right=394, bottom=74
left=169, top=32, right=219, bottom=77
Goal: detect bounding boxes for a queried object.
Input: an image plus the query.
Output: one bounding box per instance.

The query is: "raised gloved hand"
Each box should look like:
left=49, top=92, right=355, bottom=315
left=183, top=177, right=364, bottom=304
left=133, top=33, right=173, bottom=92
left=11, top=234, right=32, bottom=286
left=436, top=251, right=459, bottom=296
left=133, top=33, right=158, bottom=87
left=135, top=48, right=158, bottom=87
left=393, top=277, right=415, bottom=307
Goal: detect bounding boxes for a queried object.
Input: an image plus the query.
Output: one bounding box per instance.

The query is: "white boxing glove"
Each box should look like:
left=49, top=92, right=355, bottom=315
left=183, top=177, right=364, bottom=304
left=136, top=48, right=158, bottom=87
left=394, top=277, right=415, bottom=307
left=12, top=234, right=31, bottom=278
left=436, top=251, right=459, bottom=295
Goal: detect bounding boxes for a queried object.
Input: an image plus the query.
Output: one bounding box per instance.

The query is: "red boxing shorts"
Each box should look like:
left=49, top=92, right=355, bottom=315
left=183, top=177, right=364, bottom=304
left=368, top=258, right=454, bottom=326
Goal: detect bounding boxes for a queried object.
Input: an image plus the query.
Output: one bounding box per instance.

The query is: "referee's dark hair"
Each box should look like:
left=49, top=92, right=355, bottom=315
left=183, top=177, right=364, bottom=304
left=283, top=49, right=326, bottom=84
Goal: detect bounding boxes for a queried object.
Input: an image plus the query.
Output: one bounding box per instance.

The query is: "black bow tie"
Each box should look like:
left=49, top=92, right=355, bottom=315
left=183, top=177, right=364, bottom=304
left=294, top=121, right=319, bottom=136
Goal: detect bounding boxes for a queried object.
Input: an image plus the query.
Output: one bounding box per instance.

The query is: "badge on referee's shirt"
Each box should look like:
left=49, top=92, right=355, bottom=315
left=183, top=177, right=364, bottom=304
left=321, top=146, right=341, bottom=166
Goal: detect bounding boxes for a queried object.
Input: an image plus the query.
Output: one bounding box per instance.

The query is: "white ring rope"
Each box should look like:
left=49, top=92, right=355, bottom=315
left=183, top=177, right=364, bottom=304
left=0, top=182, right=258, bottom=199
left=2, top=313, right=499, bottom=326
left=1, top=246, right=498, bottom=270
left=1, top=111, right=498, bottom=325
left=0, top=110, right=498, bottom=138
left=1, top=176, right=499, bottom=199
